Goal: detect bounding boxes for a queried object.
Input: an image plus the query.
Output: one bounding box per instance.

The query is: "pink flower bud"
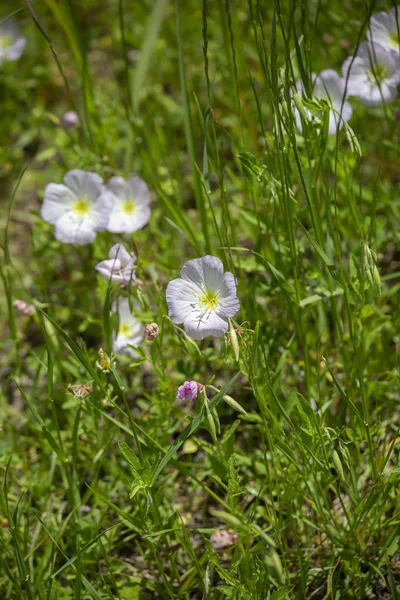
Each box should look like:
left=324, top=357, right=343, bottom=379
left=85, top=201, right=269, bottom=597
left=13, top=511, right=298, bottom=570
left=144, top=323, right=159, bottom=341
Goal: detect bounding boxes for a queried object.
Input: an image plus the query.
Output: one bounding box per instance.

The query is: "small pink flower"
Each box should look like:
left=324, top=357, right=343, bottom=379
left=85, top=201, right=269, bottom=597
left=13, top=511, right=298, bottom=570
left=176, top=380, right=203, bottom=401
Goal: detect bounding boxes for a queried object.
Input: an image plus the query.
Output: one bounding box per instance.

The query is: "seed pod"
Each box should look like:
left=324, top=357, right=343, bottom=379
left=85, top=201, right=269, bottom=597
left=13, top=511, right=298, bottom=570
left=229, top=319, right=240, bottom=362
left=223, top=395, right=247, bottom=415
left=204, top=398, right=217, bottom=443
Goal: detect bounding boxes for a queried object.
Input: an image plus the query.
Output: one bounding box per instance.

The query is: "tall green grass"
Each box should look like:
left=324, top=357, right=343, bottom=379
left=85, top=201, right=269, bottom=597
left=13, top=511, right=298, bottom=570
left=0, top=0, right=399, bottom=598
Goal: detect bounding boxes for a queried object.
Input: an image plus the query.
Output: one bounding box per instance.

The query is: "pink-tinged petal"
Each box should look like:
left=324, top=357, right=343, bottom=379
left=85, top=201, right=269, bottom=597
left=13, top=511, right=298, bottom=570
left=108, top=243, right=134, bottom=265
left=95, top=259, right=125, bottom=282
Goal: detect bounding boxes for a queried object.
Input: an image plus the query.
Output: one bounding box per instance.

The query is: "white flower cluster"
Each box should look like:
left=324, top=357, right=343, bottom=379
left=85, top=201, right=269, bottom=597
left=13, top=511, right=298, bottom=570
left=295, top=7, right=400, bottom=134
left=41, top=169, right=151, bottom=245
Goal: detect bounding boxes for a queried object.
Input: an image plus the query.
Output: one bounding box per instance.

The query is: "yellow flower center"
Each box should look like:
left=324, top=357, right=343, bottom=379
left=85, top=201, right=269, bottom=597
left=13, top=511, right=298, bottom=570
left=120, top=323, right=132, bottom=337
left=389, top=29, right=400, bottom=48
left=0, top=35, right=12, bottom=49
left=73, top=198, right=90, bottom=216
left=367, top=63, right=389, bottom=84
left=121, top=199, right=135, bottom=215
left=199, top=290, right=218, bottom=310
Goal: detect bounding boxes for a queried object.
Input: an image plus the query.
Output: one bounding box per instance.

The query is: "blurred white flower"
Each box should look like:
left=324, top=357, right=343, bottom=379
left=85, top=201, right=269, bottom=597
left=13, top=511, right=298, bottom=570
left=295, top=70, right=352, bottom=135
left=95, top=244, right=136, bottom=284
left=112, top=298, right=143, bottom=358
left=41, top=169, right=112, bottom=245
left=62, top=111, right=79, bottom=128
left=342, top=42, right=400, bottom=106
left=0, top=18, right=26, bottom=63
left=368, top=8, right=400, bottom=54
left=166, top=255, right=240, bottom=340
left=101, top=176, right=151, bottom=234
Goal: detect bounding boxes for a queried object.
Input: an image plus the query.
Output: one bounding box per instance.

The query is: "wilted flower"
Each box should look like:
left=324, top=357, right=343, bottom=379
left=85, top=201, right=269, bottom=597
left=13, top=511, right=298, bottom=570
left=95, top=243, right=136, bottom=284
left=96, top=348, right=114, bottom=372
left=368, top=8, right=400, bottom=54
left=342, top=42, right=400, bottom=106
left=41, top=169, right=112, bottom=245
left=295, top=70, right=353, bottom=135
left=210, top=529, right=238, bottom=551
left=166, top=255, right=240, bottom=340
left=144, top=322, right=159, bottom=341
left=112, top=298, right=143, bottom=358
left=13, top=299, right=35, bottom=316
left=67, top=381, right=93, bottom=399
left=62, top=111, right=79, bottom=128
left=176, top=380, right=202, bottom=401
left=0, top=18, right=26, bottom=63
left=100, top=175, right=151, bottom=234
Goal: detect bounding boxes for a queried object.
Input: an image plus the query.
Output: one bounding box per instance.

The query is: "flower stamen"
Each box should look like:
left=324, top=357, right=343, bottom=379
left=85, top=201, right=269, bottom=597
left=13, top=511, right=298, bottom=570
left=121, top=199, right=136, bottom=215
left=199, top=290, right=218, bottom=311
left=73, top=198, right=90, bottom=216
left=120, top=323, right=132, bottom=337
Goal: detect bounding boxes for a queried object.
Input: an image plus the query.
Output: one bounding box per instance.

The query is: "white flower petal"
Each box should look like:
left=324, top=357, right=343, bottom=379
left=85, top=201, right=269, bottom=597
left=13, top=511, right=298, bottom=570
left=63, top=169, right=104, bottom=201
left=180, top=255, right=224, bottom=291
left=183, top=311, right=228, bottom=340
left=108, top=243, right=135, bottom=265
left=104, top=175, right=151, bottom=234
left=0, top=19, right=26, bottom=62
left=95, top=259, right=124, bottom=282
left=166, top=256, right=240, bottom=340
left=342, top=42, right=400, bottom=106
left=113, top=335, right=140, bottom=358
left=41, top=183, right=77, bottom=224
left=166, top=278, right=201, bottom=323
left=106, top=201, right=151, bottom=233
left=54, top=212, right=98, bottom=245
left=126, top=176, right=151, bottom=206
left=313, top=69, right=345, bottom=104
left=112, top=298, right=143, bottom=356
left=368, top=8, right=400, bottom=52
left=216, top=272, right=240, bottom=319
left=92, top=193, right=113, bottom=231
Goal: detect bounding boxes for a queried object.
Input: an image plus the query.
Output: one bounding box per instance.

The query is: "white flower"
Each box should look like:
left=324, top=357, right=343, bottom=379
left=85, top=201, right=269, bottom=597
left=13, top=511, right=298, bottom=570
left=95, top=244, right=136, bottom=284
left=367, top=8, right=400, bottom=54
left=41, top=169, right=112, bottom=245
left=101, top=176, right=151, bottom=234
left=342, top=42, right=400, bottom=106
left=294, top=70, right=353, bottom=135
left=166, top=255, right=240, bottom=340
left=0, top=18, right=26, bottom=63
left=112, top=298, right=143, bottom=358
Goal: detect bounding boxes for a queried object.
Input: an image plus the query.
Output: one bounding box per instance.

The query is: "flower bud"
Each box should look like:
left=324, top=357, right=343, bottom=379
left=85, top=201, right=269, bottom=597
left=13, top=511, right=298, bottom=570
left=144, top=322, right=159, bottom=341
left=61, top=111, right=79, bottom=128
left=96, top=348, right=114, bottom=372
left=13, top=299, right=35, bottom=316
